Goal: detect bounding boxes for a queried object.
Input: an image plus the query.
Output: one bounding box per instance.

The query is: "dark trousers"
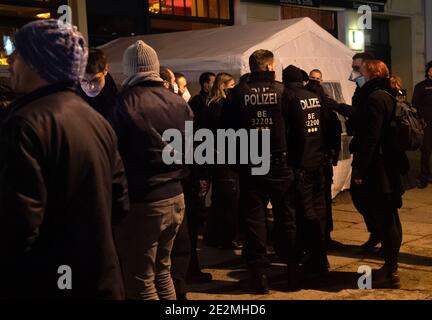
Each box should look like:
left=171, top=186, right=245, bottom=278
left=240, top=166, right=296, bottom=270
left=351, top=183, right=403, bottom=269
left=171, top=214, right=191, bottom=299
left=420, top=124, right=432, bottom=182
left=296, top=168, right=328, bottom=264
left=351, top=176, right=380, bottom=236
left=205, top=165, right=240, bottom=246
left=181, top=176, right=204, bottom=274
left=324, top=164, right=334, bottom=238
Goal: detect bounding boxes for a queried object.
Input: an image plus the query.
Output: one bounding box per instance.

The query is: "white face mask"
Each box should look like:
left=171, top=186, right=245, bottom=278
left=182, top=89, right=192, bottom=103
left=172, top=83, right=179, bottom=95
left=349, top=70, right=362, bottom=82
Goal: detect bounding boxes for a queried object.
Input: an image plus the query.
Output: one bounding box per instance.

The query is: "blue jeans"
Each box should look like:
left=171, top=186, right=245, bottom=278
left=116, top=194, right=185, bottom=300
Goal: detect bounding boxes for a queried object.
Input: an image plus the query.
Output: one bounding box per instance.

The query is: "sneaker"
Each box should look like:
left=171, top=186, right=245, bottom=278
left=372, top=266, right=401, bottom=289
left=361, top=234, right=381, bottom=249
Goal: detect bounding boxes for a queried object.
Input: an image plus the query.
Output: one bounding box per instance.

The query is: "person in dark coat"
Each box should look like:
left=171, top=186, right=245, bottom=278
left=305, top=70, right=343, bottom=250
left=112, top=41, right=193, bottom=300
left=0, top=82, right=14, bottom=121
left=0, top=19, right=129, bottom=300
left=78, top=48, right=118, bottom=120
left=328, top=52, right=382, bottom=251
left=189, top=72, right=216, bottom=130
left=283, top=65, right=329, bottom=277
left=350, top=60, right=409, bottom=289
left=412, top=60, right=432, bottom=189
left=202, top=72, right=241, bottom=250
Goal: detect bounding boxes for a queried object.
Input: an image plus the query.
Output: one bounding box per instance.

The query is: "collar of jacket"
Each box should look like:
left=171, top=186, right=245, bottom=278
left=249, top=71, right=276, bottom=83
left=6, top=81, right=77, bottom=116
left=359, top=77, right=395, bottom=98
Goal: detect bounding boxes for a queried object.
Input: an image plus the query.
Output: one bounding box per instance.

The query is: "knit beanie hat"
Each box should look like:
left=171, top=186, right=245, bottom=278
left=14, top=19, right=88, bottom=84
left=283, top=65, right=304, bottom=84
left=123, top=40, right=160, bottom=77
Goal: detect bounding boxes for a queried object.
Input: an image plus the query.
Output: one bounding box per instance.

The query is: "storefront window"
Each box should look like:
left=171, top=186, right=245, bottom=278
left=149, top=0, right=231, bottom=21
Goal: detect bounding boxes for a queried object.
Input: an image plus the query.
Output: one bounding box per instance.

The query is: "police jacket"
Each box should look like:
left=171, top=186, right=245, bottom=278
left=222, top=71, right=288, bottom=158
left=412, top=78, right=432, bottom=124
left=112, top=80, right=194, bottom=203
left=305, top=81, right=342, bottom=165
left=284, top=82, right=326, bottom=170
left=0, top=82, right=129, bottom=299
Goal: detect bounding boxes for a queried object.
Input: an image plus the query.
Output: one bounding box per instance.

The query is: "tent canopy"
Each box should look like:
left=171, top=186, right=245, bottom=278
left=101, top=17, right=356, bottom=103
left=101, top=17, right=355, bottom=197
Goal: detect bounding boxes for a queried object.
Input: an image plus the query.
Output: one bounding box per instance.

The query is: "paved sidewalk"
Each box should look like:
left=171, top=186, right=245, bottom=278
left=188, top=187, right=432, bottom=300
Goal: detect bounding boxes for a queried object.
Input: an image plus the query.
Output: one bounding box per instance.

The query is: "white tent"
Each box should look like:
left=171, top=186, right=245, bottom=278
left=101, top=17, right=356, bottom=103
left=101, top=17, right=355, bottom=197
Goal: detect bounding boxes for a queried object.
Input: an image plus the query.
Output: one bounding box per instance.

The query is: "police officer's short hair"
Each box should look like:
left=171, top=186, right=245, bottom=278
left=249, top=50, right=274, bottom=72
left=310, top=69, right=322, bottom=76
left=352, top=52, right=374, bottom=62
left=86, top=48, right=107, bottom=74
left=199, top=72, right=216, bottom=88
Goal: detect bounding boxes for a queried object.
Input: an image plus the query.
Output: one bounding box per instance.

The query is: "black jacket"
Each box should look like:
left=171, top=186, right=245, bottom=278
left=222, top=71, right=288, bottom=155
left=78, top=73, right=118, bottom=121
left=412, top=78, right=432, bottom=124
left=305, top=81, right=342, bottom=166
left=284, top=82, right=326, bottom=170
left=0, top=83, right=129, bottom=300
left=350, top=78, right=408, bottom=200
left=190, top=90, right=210, bottom=130
left=112, top=81, right=194, bottom=203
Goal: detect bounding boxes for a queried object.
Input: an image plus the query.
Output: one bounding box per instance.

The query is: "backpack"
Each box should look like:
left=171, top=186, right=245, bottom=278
left=380, top=90, right=426, bottom=151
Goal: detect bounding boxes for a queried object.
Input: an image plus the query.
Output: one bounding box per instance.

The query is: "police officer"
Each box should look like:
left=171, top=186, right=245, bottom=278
left=283, top=65, right=329, bottom=276
left=222, top=50, right=297, bottom=294
left=305, top=70, right=343, bottom=250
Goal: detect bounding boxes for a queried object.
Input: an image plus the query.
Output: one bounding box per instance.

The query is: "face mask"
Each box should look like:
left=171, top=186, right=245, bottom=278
left=349, top=70, right=362, bottom=82
left=172, top=83, right=179, bottom=95
left=356, top=76, right=367, bottom=88
left=182, top=89, right=192, bottom=103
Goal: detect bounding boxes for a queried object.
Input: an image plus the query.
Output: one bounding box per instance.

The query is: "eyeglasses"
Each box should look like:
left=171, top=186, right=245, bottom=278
left=80, top=75, right=104, bottom=88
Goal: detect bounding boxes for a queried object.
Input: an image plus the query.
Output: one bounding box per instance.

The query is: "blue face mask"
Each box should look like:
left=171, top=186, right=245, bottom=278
left=356, top=76, right=367, bottom=88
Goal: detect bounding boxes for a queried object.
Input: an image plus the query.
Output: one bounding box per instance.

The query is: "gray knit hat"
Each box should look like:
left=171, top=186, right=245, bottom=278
left=122, top=40, right=160, bottom=77
left=14, top=19, right=88, bottom=84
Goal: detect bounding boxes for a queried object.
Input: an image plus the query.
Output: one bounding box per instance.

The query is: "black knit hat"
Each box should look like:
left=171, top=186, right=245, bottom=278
left=283, top=65, right=304, bottom=84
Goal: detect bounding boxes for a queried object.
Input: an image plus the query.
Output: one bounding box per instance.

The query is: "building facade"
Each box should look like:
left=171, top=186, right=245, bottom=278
left=1, top=0, right=431, bottom=96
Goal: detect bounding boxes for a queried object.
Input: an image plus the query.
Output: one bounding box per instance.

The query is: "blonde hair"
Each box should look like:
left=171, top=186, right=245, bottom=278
left=208, top=73, right=235, bottom=106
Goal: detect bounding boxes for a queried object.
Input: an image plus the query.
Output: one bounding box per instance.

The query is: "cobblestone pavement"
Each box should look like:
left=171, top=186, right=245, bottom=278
left=188, top=187, right=432, bottom=300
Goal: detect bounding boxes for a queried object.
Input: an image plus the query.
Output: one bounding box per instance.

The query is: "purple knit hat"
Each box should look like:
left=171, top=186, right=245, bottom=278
left=14, top=19, right=88, bottom=84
